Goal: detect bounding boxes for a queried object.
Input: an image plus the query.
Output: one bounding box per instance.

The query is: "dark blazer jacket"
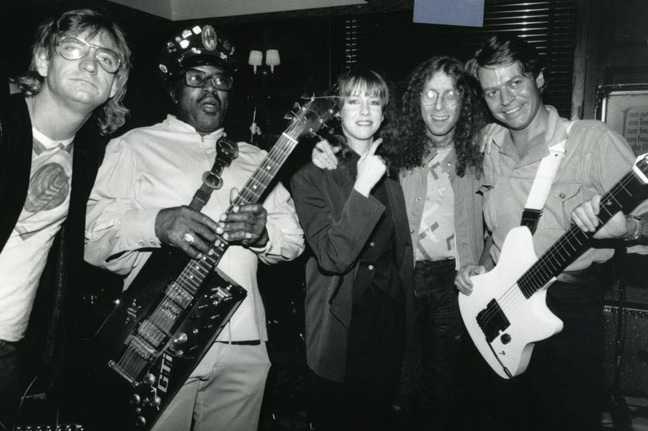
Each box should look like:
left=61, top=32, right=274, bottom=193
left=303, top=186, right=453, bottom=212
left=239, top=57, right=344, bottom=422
left=0, top=93, right=107, bottom=385
left=290, top=160, right=415, bottom=383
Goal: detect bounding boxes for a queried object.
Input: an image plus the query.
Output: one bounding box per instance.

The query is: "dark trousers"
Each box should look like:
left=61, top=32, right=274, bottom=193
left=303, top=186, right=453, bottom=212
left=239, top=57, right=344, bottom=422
left=0, top=340, right=20, bottom=427
left=397, top=259, right=462, bottom=431
left=457, top=269, right=605, bottom=431
left=309, top=286, right=405, bottom=431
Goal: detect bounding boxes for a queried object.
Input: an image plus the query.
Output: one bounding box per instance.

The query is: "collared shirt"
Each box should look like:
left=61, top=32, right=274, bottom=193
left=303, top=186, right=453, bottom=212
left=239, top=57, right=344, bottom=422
left=482, top=105, right=639, bottom=270
left=85, top=115, right=304, bottom=342
left=414, top=146, right=455, bottom=262
left=401, top=147, right=484, bottom=269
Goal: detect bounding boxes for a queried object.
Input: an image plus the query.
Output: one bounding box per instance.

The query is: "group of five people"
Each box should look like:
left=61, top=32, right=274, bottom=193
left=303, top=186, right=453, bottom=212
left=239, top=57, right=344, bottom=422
left=1, top=7, right=647, bottom=431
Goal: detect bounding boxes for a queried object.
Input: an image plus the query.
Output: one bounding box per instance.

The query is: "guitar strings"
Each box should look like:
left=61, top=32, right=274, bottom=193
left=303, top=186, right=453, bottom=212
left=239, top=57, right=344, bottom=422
left=481, top=173, right=634, bottom=324
left=476, top=171, right=638, bottom=327
left=116, top=99, right=337, bottom=378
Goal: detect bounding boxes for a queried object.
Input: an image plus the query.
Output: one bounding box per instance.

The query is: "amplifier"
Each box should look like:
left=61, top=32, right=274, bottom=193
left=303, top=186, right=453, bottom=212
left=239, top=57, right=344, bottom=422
left=603, top=304, right=648, bottom=395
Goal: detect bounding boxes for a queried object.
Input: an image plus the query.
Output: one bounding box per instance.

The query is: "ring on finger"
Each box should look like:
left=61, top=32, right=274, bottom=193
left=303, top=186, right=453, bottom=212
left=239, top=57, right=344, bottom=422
left=183, top=233, right=195, bottom=244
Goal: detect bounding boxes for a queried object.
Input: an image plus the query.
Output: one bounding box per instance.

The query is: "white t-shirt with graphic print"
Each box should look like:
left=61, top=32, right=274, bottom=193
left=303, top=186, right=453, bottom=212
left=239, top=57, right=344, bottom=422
left=0, top=128, right=74, bottom=342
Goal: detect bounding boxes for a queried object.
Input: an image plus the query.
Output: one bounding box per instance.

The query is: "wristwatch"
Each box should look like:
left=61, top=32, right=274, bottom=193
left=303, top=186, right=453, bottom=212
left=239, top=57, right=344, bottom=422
left=626, top=215, right=644, bottom=242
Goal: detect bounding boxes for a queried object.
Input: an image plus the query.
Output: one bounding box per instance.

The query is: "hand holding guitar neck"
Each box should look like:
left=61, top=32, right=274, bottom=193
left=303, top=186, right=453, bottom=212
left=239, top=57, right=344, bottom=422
left=217, top=188, right=269, bottom=248
left=459, top=153, right=648, bottom=379
left=155, top=205, right=220, bottom=259
left=571, top=194, right=635, bottom=239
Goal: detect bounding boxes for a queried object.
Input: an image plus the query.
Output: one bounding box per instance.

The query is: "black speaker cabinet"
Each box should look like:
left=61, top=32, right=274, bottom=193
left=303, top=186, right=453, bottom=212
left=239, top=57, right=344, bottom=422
left=604, top=304, right=648, bottom=395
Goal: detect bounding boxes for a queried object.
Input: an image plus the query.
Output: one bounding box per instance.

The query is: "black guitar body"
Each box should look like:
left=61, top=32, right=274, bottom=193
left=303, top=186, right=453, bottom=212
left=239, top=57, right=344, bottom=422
left=81, top=247, right=246, bottom=430
left=75, top=97, right=337, bottom=430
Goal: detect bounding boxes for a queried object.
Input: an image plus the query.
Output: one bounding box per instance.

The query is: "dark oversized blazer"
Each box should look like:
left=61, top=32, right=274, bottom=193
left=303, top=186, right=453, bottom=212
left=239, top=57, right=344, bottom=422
left=290, top=160, right=415, bottom=383
left=0, top=93, right=107, bottom=384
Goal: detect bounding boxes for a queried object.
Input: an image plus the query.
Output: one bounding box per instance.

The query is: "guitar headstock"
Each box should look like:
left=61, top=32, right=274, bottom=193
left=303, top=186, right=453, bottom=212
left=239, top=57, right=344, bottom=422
left=633, top=153, right=648, bottom=184
left=285, top=97, right=339, bottom=141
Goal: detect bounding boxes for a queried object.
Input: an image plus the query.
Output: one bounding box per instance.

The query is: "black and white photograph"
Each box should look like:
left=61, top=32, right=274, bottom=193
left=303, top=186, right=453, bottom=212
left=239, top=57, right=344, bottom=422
left=0, top=1, right=647, bottom=430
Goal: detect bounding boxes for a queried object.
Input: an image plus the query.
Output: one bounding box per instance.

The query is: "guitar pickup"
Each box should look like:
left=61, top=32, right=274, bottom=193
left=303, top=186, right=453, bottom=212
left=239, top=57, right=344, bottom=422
left=477, top=299, right=511, bottom=343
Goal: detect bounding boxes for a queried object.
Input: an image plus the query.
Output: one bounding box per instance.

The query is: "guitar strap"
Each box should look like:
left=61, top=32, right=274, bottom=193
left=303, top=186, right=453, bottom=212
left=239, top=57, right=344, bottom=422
left=521, top=121, right=575, bottom=234
left=189, top=137, right=238, bottom=211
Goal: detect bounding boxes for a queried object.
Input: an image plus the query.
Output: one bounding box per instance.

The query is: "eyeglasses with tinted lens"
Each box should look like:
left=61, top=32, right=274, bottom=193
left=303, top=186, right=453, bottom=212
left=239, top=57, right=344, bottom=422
left=183, top=69, right=233, bottom=91
left=420, top=89, right=460, bottom=107
left=56, top=37, right=122, bottom=74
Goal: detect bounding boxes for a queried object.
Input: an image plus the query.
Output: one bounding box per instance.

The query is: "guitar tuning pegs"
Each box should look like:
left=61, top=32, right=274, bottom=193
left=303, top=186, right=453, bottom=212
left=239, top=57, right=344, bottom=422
left=283, top=112, right=294, bottom=121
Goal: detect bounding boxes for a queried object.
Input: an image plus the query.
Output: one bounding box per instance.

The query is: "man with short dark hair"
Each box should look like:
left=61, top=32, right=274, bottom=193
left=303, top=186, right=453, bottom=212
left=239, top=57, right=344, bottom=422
left=0, top=8, right=131, bottom=423
left=456, top=34, right=648, bottom=431
left=85, top=24, right=304, bottom=431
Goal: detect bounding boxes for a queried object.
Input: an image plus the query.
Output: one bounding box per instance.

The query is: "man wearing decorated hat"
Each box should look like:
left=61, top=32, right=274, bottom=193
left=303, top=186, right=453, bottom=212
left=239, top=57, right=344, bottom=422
left=85, top=23, right=304, bottom=431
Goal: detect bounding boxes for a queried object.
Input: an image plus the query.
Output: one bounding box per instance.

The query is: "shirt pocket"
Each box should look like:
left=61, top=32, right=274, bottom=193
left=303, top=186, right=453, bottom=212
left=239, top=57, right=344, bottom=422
left=545, top=183, right=583, bottom=230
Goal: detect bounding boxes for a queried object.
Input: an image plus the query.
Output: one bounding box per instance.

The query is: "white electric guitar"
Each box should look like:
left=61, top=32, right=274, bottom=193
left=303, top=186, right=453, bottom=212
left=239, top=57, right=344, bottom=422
left=459, top=153, right=648, bottom=379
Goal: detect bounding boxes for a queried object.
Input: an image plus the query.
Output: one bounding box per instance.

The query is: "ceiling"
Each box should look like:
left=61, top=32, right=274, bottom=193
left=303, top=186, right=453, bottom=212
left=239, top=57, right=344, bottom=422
left=106, top=0, right=369, bottom=21
left=21, top=0, right=415, bottom=25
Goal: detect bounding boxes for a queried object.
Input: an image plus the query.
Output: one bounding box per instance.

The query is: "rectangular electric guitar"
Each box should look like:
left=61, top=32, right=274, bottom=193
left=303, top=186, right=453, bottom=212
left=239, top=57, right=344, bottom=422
left=83, top=97, right=338, bottom=430
left=459, top=153, right=648, bottom=379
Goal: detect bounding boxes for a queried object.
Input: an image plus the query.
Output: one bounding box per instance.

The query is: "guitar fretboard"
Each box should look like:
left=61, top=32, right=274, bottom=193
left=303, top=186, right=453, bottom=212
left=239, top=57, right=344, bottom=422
left=147, top=133, right=301, bottom=327
left=518, top=161, right=648, bottom=299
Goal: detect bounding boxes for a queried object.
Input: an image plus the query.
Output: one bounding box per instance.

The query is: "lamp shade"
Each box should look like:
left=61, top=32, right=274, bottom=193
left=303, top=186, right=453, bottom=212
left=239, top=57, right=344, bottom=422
left=265, top=49, right=281, bottom=72
left=248, top=50, right=263, bottom=73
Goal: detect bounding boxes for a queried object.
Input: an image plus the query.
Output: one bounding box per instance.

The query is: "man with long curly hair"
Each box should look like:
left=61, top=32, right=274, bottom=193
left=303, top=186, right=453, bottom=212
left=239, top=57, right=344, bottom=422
left=313, top=57, right=490, bottom=430
left=390, top=56, right=488, bottom=431
left=0, top=8, right=131, bottom=425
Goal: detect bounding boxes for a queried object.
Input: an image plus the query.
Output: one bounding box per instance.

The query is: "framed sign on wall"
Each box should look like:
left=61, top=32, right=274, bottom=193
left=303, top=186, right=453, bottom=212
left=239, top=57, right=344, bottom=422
left=597, top=84, right=648, bottom=156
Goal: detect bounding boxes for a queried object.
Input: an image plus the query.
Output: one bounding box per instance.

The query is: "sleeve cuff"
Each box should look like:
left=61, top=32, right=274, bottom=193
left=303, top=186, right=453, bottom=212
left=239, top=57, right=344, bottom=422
left=118, top=207, right=163, bottom=249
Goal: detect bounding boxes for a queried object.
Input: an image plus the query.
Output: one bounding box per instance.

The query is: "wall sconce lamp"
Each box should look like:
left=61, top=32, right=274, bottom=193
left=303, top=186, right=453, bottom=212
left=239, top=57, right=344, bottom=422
left=248, top=49, right=281, bottom=74
left=248, top=50, right=263, bottom=74
left=265, top=49, right=281, bottom=73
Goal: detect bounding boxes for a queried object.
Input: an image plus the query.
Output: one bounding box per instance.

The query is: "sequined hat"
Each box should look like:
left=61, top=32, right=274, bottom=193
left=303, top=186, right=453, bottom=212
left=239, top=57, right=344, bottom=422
left=158, top=24, right=237, bottom=78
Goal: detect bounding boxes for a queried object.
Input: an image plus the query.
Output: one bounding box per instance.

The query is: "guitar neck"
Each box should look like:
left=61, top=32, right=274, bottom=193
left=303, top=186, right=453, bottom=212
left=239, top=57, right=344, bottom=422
left=229, top=133, right=297, bottom=208
left=148, top=97, right=337, bottom=322
left=518, top=167, right=646, bottom=298
left=173, top=134, right=299, bottom=292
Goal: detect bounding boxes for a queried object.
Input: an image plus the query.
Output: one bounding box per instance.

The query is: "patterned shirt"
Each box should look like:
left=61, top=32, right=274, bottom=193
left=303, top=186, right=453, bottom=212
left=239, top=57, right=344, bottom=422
left=415, top=146, right=455, bottom=262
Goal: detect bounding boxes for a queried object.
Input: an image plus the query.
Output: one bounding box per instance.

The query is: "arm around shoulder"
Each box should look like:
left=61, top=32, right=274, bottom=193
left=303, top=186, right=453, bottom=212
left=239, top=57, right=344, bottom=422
left=290, top=164, right=385, bottom=273
left=254, top=179, right=305, bottom=264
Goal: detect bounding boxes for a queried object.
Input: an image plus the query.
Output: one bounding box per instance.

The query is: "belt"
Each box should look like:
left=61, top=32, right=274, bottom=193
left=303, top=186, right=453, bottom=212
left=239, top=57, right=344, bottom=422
left=216, top=340, right=261, bottom=346
left=415, top=258, right=455, bottom=270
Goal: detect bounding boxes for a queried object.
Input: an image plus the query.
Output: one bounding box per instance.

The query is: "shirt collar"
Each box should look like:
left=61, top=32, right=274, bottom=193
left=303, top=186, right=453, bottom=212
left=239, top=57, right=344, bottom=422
left=165, top=114, right=225, bottom=141
left=423, top=143, right=455, bottom=165
left=32, top=127, right=74, bottom=150
left=492, top=105, right=567, bottom=165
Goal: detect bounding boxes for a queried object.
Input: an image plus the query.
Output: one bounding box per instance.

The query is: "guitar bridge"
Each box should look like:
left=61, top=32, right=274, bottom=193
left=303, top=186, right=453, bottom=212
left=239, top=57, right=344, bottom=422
left=477, top=299, right=511, bottom=343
